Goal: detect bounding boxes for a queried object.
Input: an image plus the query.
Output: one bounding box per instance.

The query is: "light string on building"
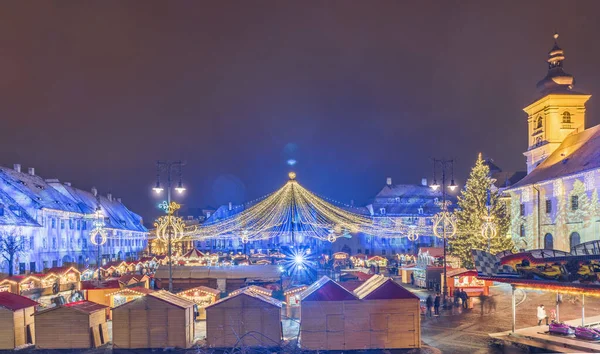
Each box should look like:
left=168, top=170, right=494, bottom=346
left=188, top=172, right=432, bottom=243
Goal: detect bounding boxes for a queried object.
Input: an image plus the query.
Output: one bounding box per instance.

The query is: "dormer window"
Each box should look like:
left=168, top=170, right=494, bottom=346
left=394, top=197, right=400, bottom=203
left=418, top=207, right=424, bottom=214
left=536, top=117, right=543, bottom=129
left=379, top=208, right=386, bottom=215
left=562, top=111, right=571, bottom=123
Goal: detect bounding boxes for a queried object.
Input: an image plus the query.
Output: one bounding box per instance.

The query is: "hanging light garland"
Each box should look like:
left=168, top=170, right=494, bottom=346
left=432, top=201, right=457, bottom=240
left=481, top=190, right=497, bottom=251
left=154, top=201, right=196, bottom=243
left=190, top=172, right=431, bottom=242
left=89, top=207, right=108, bottom=246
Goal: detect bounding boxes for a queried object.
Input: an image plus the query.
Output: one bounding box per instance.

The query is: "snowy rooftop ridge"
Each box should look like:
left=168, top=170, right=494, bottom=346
left=0, top=165, right=147, bottom=233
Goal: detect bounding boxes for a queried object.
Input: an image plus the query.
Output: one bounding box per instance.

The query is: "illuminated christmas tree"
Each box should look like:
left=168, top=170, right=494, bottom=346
left=450, top=154, right=514, bottom=268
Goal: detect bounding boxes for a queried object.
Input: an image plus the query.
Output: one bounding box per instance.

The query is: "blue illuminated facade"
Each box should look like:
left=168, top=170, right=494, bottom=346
left=0, top=164, right=148, bottom=274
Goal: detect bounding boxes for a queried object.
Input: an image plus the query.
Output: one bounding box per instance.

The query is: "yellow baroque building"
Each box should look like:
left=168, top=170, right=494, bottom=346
left=506, top=34, right=600, bottom=252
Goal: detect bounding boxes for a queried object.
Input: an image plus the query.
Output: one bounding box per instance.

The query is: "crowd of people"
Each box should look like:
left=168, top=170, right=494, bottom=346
left=424, top=288, right=480, bottom=318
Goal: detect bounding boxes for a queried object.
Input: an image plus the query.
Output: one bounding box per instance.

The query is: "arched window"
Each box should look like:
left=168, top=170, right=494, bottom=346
left=570, top=232, right=581, bottom=250
left=535, top=136, right=542, bottom=146
left=562, top=111, right=571, bottom=123
left=520, top=224, right=526, bottom=237
left=536, top=117, right=543, bottom=129
left=544, top=233, right=553, bottom=249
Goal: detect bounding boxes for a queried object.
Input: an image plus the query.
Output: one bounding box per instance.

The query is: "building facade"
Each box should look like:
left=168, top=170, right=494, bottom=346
left=506, top=34, right=600, bottom=252
left=0, top=164, right=148, bottom=275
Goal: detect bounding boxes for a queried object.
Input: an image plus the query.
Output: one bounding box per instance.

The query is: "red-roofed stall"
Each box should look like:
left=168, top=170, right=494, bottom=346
left=33, top=300, right=109, bottom=349
left=206, top=289, right=283, bottom=348
left=353, top=275, right=421, bottom=349
left=299, top=276, right=360, bottom=350
left=112, top=290, right=196, bottom=349
left=444, top=268, right=492, bottom=297
left=0, top=292, right=38, bottom=349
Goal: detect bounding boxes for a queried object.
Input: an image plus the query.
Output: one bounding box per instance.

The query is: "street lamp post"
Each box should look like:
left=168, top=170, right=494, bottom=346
left=152, top=161, right=186, bottom=292
left=430, top=159, right=457, bottom=306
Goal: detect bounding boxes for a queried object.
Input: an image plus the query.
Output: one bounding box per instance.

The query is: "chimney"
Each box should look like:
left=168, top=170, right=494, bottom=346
left=107, top=193, right=113, bottom=202
left=117, top=198, right=122, bottom=203
left=64, top=182, right=71, bottom=187
left=91, top=187, right=98, bottom=197
left=386, top=177, right=392, bottom=186
left=228, top=202, right=232, bottom=211
left=421, top=178, right=428, bottom=187
left=28, top=167, right=35, bottom=176
left=13, top=164, right=21, bottom=173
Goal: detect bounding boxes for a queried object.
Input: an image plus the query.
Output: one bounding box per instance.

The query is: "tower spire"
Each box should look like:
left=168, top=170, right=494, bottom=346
left=536, top=32, right=575, bottom=93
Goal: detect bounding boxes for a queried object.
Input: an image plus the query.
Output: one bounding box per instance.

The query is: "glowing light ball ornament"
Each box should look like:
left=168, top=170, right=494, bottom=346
left=407, top=225, right=419, bottom=242
left=288, top=171, right=296, bottom=180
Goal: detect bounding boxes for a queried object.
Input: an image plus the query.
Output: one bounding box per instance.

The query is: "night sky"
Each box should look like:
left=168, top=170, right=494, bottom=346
left=2, top=1, right=600, bottom=222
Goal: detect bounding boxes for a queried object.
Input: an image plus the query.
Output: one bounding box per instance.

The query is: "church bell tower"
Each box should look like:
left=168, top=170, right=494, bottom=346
left=523, top=33, right=591, bottom=174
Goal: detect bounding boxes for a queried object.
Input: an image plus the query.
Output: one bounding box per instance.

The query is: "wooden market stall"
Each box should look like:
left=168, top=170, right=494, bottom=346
left=299, top=276, right=360, bottom=350
left=283, top=285, right=307, bottom=319
left=0, top=292, right=38, bottom=349
left=154, top=265, right=281, bottom=293
left=353, top=275, right=421, bottom=349
left=0, top=275, right=42, bottom=296
left=206, top=288, right=283, bottom=348
left=41, top=266, right=81, bottom=293
left=34, top=300, right=109, bottom=349
left=112, top=290, right=195, bottom=349
left=105, top=287, right=154, bottom=309
left=367, top=255, right=388, bottom=268
left=118, top=274, right=150, bottom=289
left=444, top=268, right=492, bottom=297
left=82, top=279, right=122, bottom=308
left=176, top=286, right=221, bottom=320
left=230, top=285, right=273, bottom=297
left=100, top=261, right=129, bottom=278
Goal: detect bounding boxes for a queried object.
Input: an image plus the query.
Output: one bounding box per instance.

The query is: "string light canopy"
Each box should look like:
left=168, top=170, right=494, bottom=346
left=191, top=172, right=430, bottom=243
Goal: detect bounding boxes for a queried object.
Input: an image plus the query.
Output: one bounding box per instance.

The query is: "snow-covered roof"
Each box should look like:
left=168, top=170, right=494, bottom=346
left=0, top=166, right=82, bottom=213
left=0, top=188, right=39, bottom=227
left=511, top=124, right=600, bottom=189
left=0, top=165, right=146, bottom=232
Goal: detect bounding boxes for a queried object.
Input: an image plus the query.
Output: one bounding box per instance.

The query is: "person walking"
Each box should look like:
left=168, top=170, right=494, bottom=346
left=537, top=304, right=549, bottom=326
left=461, top=290, right=469, bottom=309
left=410, top=272, right=415, bottom=286
left=426, top=295, right=433, bottom=318
left=479, top=294, right=487, bottom=315
left=454, top=288, right=460, bottom=307
left=434, top=293, right=441, bottom=316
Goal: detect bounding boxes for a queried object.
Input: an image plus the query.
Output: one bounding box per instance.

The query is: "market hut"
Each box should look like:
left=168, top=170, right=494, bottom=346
left=118, top=274, right=149, bottom=288
left=0, top=276, right=42, bottom=296
left=34, top=300, right=109, bottom=349
left=0, top=292, right=38, bottom=349
left=283, top=285, right=307, bottom=319
left=299, top=276, right=359, bottom=350
left=101, top=261, right=129, bottom=277
left=42, top=266, right=81, bottom=293
left=105, top=287, right=154, bottom=308
left=367, top=255, right=388, bottom=268
left=206, top=289, right=282, bottom=348
left=82, top=279, right=121, bottom=308
left=353, top=275, right=421, bottom=349
left=111, top=290, right=195, bottom=349
left=445, top=268, right=492, bottom=297
left=177, top=286, right=221, bottom=320
left=230, top=285, right=273, bottom=297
